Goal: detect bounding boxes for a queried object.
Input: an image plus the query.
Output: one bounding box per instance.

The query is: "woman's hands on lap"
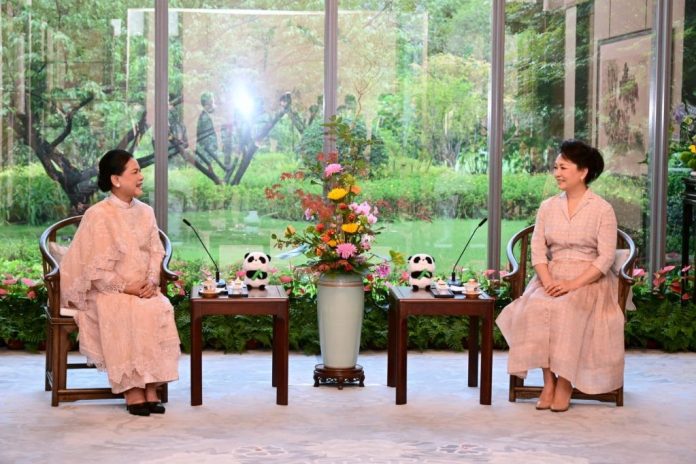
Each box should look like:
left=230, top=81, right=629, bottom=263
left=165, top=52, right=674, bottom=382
left=123, top=279, right=158, bottom=299
left=541, top=279, right=578, bottom=297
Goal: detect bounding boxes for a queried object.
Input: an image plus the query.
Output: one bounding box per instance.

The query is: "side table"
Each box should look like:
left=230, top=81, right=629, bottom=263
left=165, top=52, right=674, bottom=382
left=190, top=285, right=289, bottom=406
left=387, top=286, right=494, bottom=405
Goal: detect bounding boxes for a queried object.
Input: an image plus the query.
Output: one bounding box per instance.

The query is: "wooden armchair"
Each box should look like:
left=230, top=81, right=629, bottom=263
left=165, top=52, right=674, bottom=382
left=502, top=224, right=637, bottom=406
left=40, top=215, right=178, bottom=406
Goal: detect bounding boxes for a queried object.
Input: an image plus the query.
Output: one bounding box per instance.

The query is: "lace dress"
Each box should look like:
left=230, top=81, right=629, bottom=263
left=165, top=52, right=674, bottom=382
left=60, top=195, right=180, bottom=393
left=496, top=189, right=624, bottom=394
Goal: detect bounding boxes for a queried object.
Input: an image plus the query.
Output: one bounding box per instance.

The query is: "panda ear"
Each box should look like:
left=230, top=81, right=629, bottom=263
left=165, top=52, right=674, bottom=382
left=244, top=252, right=250, bottom=259
left=407, top=255, right=412, bottom=262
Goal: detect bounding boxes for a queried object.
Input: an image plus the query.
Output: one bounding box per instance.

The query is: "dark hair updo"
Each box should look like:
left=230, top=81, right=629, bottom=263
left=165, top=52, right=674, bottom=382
left=97, top=149, right=134, bottom=192
left=559, top=139, right=604, bottom=185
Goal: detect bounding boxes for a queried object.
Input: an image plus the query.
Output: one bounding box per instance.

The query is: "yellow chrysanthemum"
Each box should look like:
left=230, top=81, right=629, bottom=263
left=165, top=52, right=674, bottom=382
left=327, top=188, right=348, bottom=201
left=341, top=223, right=360, bottom=234
left=327, top=240, right=337, bottom=247
left=284, top=225, right=296, bottom=237
left=690, top=144, right=696, bottom=154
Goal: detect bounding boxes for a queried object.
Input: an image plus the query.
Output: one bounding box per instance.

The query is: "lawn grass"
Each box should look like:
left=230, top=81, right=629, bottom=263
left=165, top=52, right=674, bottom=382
left=1, top=214, right=528, bottom=278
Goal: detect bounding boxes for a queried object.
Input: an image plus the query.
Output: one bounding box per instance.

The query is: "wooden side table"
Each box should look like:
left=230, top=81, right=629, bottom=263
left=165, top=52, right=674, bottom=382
left=190, top=285, right=289, bottom=406
left=682, top=176, right=696, bottom=304
left=387, top=286, right=495, bottom=405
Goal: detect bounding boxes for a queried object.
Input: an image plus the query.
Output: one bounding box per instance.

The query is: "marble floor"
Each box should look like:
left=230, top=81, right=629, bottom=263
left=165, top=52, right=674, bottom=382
left=1, top=349, right=695, bottom=463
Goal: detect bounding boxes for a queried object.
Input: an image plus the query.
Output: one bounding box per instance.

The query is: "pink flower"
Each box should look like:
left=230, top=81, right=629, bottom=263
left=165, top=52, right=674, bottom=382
left=349, top=201, right=371, bottom=216
left=483, top=269, right=497, bottom=278
left=0, top=288, right=7, bottom=296
left=268, top=267, right=279, bottom=274
left=376, top=262, right=391, bottom=279
left=279, top=275, right=293, bottom=284
left=682, top=265, right=692, bottom=273
left=21, top=278, right=35, bottom=287
left=400, top=271, right=410, bottom=282
left=366, top=214, right=377, bottom=224
left=658, top=265, right=676, bottom=274
left=236, top=271, right=246, bottom=279
left=324, top=163, right=343, bottom=177
left=3, top=278, right=17, bottom=285
left=336, top=243, right=357, bottom=259
left=27, top=290, right=37, bottom=300
left=304, top=208, right=314, bottom=220
left=632, top=268, right=646, bottom=278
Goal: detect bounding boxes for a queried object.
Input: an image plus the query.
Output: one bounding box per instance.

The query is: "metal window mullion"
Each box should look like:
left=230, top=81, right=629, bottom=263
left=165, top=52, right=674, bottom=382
left=323, top=0, right=338, bottom=154
left=648, top=0, right=673, bottom=278
left=487, top=0, right=505, bottom=272
left=154, top=0, right=168, bottom=231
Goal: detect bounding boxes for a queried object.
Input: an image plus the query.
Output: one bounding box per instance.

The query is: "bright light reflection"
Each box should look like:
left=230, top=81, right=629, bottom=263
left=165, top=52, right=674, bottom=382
left=234, top=87, right=255, bottom=120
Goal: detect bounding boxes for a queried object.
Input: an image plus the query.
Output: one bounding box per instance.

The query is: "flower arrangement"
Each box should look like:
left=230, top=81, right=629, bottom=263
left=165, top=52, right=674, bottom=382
left=672, top=103, right=696, bottom=171
left=271, top=117, right=403, bottom=275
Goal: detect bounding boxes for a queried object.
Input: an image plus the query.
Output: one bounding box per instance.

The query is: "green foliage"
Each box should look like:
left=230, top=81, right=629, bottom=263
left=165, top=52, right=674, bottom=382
left=0, top=251, right=46, bottom=352
left=297, top=117, right=388, bottom=175
left=0, top=164, right=69, bottom=225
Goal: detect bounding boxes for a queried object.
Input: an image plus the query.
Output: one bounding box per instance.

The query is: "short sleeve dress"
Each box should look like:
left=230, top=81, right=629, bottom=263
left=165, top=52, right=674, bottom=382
left=495, top=189, right=624, bottom=394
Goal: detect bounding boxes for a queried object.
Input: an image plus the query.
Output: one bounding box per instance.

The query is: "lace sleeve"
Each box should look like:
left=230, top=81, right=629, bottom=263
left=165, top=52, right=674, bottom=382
left=93, top=276, right=126, bottom=294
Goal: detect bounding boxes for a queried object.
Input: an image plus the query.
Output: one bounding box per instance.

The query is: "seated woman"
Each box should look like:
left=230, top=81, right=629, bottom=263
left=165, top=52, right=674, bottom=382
left=60, top=149, right=181, bottom=416
left=496, top=140, right=623, bottom=412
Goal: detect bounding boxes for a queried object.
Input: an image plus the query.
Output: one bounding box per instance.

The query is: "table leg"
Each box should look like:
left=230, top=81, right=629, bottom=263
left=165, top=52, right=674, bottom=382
left=190, top=309, right=203, bottom=406
left=396, top=309, right=408, bottom=405
left=275, top=307, right=289, bottom=406
left=480, top=311, right=493, bottom=405
left=272, top=314, right=277, bottom=388
left=387, top=296, right=396, bottom=387
left=468, top=316, right=479, bottom=387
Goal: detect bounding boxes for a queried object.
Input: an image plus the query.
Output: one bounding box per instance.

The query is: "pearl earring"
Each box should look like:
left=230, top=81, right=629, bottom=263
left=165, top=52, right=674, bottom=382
left=115, top=184, right=121, bottom=188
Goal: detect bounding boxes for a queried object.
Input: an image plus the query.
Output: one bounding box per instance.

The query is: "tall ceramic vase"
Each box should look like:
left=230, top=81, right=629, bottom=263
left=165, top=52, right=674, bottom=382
left=314, top=273, right=366, bottom=388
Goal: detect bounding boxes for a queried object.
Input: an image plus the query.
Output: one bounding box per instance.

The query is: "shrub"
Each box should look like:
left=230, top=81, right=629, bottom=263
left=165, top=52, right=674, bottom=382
left=0, top=164, right=69, bottom=225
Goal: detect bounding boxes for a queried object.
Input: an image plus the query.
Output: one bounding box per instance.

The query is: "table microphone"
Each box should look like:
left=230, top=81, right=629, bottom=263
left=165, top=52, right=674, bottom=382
left=448, top=217, right=488, bottom=286
left=183, top=218, right=225, bottom=287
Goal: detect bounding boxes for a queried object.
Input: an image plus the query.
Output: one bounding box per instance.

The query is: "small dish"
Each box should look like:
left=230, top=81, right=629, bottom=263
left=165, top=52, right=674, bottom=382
left=200, top=289, right=219, bottom=299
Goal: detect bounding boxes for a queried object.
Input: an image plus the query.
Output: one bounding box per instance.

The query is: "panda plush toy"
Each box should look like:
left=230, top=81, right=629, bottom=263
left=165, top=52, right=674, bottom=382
left=242, top=251, right=271, bottom=289
left=407, top=254, right=435, bottom=291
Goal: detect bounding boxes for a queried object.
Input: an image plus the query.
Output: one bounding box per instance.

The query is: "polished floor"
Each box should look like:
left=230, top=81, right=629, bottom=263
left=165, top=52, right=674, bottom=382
left=1, top=349, right=695, bottom=463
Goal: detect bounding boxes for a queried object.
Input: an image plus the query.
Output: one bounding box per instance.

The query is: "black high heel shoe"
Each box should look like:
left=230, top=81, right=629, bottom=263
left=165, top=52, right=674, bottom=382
left=127, top=403, right=151, bottom=416
left=147, top=402, right=166, bottom=414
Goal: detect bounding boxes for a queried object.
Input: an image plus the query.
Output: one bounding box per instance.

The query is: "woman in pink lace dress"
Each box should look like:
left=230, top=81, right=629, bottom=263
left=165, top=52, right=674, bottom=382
left=496, top=140, right=623, bottom=412
left=60, top=149, right=180, bottom=416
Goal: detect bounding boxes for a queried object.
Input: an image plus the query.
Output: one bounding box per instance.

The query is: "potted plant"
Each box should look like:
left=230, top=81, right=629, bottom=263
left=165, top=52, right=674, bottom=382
left=271, top=117, right=403, bottom=387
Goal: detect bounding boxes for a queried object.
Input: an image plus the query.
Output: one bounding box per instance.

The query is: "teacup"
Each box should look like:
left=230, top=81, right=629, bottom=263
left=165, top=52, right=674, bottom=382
left=464, top=278, right=480, bottom=294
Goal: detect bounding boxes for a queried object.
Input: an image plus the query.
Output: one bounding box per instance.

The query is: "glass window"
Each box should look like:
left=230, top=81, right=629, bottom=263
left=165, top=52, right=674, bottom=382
left=166, top=1, right=324, bottom=275
left=1, top=1, right=154, bottom=226
left=502, top=0, right=652, bottom=267
left=337, top=0, right=492, bottom=280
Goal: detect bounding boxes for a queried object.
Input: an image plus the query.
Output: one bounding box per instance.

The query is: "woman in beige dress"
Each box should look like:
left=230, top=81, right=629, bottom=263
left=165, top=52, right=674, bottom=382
left=60, top=149, right=181, bottom=416
left=496, top=140, right=623, bottom=412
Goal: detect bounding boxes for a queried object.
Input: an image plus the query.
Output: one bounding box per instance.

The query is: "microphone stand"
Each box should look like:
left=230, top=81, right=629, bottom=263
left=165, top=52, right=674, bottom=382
left=448, top=217, right=488, bottom=287
left=183, top=218, right=225, bottom=287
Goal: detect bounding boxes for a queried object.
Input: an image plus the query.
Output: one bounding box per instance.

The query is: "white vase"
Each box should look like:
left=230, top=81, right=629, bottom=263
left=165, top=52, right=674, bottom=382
left=316, top=273, right=364, bottom=368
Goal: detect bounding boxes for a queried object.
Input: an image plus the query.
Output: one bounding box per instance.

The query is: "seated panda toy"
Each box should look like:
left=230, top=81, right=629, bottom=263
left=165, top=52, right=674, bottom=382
left=407, top=254, right=435, bottom=291
left=242, top=251, right=271, bottom=289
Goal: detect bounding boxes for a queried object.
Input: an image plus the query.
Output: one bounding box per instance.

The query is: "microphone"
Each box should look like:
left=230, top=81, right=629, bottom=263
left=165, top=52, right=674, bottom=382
left=449, top=217, right=488, bottom=286
left=183, top=218, right=225, bottom=287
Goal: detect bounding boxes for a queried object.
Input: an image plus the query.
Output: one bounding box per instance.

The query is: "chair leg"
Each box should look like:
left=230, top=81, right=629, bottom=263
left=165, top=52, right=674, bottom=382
left=45, top=320, right=53, bottom=392
left=50, top=324, right=64, bottom=407
left=159, top=383, right=168, bottom=403
left=616, top=386, right=624, bottom=407
left=509, top=375, right=523, bottom=402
